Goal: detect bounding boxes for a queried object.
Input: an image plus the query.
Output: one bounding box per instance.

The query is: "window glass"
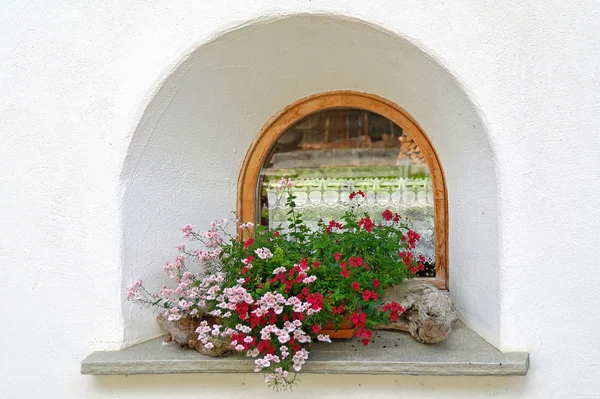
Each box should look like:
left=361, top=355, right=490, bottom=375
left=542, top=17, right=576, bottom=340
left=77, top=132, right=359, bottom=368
left=258, top=108, right=435, bottom=276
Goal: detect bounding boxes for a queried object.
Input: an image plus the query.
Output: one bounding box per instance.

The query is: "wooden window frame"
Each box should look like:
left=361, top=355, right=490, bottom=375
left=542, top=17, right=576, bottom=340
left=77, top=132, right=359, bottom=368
left=237, top=91, right=449, bottom=290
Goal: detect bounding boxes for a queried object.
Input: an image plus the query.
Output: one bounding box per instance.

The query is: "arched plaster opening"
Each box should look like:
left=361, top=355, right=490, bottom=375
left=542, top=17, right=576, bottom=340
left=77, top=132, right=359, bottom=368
left=121, top=14, right=500, bottom=347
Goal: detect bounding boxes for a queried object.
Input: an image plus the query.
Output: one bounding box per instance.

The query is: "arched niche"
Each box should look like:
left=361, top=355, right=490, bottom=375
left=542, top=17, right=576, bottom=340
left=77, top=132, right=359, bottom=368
left=121, top=14, right=501, bottom=347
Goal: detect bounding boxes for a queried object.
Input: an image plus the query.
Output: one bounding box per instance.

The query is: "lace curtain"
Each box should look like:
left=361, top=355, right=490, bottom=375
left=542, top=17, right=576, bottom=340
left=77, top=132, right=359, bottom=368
left=263, top=177, right=435, bottom=264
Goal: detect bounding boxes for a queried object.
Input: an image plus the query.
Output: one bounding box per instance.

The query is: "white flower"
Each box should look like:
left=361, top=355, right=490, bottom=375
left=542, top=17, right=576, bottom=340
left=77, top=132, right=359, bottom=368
left=317, top=334, right=332, bottom=343
left=302, top=276, right=317, bottom=284
left=255, top=247, right=273, bottom=260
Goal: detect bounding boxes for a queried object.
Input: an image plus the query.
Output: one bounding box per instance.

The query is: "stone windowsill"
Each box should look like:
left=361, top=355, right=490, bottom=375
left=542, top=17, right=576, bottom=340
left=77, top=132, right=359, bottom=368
left=81, top=322, right=529, bottom=376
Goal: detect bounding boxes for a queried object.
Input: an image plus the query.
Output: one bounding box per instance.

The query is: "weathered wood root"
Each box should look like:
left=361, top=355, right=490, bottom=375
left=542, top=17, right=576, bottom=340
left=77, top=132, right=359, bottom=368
left=157, top=314, right=232, bottom=356
left=377, top=280, right=459, bottom=343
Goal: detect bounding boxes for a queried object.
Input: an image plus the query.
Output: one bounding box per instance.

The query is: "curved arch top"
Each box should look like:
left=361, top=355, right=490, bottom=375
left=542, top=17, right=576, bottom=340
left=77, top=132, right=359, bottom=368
left=238, top=90, right=448, bottom=289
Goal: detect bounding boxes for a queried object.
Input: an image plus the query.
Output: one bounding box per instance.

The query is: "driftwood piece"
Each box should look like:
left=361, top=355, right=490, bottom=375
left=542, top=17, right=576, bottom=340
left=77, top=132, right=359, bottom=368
left=377, top=280, right=459, bottom=343
left=157, top=314, right=232, bottom=357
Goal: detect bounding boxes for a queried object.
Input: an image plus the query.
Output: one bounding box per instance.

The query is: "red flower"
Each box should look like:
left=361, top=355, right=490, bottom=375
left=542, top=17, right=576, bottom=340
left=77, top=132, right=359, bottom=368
left=339, top=260, right=347, bottom=269
left=235, top=303, right=249, bottom=320
left=300, top=258, right=309, bottom=270
left=348, top=256, right=363, bottom=268
left=362, top=290, right=372, bottom=301
left=400, top=251, right=414, bottom=267
left=326, top=220, right=343, bottom=234
left=313, top=261, right=320, bottom=269
left=273, top=231, right=280, bottom=237
left=334, top=252, right=341, bottom=261
left=349, top=190, right=366, bottom=200
left=393, top=213, right=401, bottom=223
left=351, top=281, right=361, bottom=291
left=305, top=292, right=324, bottom=310
left=351, top=312, right=367, bottom=327
left=312, top=324, right=321, bottom=333
left=382, top=209, right=393, bottom=221
left=292, top=312, right=306, bottom=321
left=341, top=269, right=350, bottom=278
left=372, top=279, right=381, bottom=289
left=407, top=230, right=421, bottom=249
left=241, top=266, right=248, bottom=274
left=357, top=328, right=373, bottom=339
left=358, top=217, right=374, bottom=232
left=332, top=302, right=346, bottom=315
left=357, top=328, right=373, bottom=345
left=243, top=237, right=254, bottom=249
left=383, top=302, right=404, bottom=322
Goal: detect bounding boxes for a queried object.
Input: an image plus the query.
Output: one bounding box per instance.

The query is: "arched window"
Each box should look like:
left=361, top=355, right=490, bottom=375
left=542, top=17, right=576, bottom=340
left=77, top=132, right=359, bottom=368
left=238, top=91, right=448, bottom=289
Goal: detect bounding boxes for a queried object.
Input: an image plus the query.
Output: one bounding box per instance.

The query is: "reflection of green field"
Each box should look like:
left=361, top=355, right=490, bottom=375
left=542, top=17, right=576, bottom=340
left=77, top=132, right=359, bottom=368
left=262, top=171, right=433, bottom=200
left=263, top=165, right=430, bottom=180
left=266, top=204, right=433, bottom=223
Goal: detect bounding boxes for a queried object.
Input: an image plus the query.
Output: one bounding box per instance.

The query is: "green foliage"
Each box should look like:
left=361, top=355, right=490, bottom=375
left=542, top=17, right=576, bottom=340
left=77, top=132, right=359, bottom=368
left=219, top=184, right=424, bottom=331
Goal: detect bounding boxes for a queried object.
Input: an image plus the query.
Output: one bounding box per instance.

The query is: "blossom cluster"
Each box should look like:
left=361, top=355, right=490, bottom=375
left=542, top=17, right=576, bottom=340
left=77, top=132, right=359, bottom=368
left=127, top=181, right=426, bottom=390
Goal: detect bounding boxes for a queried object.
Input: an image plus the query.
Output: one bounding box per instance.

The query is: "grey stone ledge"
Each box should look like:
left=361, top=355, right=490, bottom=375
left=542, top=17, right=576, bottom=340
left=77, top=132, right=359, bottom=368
left=81, top=321, right=528, bottom=376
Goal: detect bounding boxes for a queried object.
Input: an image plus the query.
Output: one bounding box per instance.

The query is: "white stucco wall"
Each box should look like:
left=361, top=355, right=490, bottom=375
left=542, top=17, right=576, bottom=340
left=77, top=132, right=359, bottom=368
left=2, top=1, right=600, bottom=398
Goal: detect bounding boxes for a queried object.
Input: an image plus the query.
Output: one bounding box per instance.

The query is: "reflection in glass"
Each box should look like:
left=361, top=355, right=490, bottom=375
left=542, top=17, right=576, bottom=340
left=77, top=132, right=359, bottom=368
left=258, top=108, right=435, bottom=276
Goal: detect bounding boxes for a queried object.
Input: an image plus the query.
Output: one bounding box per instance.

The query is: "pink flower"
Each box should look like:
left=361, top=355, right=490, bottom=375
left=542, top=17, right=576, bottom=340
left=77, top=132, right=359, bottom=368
left=278, top=177, right=296, bottom=190
left=181, top=224, right=194, bottom=237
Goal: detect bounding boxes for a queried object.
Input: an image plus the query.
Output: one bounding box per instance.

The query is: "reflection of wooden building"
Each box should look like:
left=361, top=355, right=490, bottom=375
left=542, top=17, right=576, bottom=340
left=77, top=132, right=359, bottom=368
left=276, top=108, right=426, bottom=165
left=397, top=134, right=426, bottom=165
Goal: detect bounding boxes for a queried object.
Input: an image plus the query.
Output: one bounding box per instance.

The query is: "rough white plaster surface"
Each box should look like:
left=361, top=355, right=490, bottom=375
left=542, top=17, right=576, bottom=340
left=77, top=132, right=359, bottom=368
left=1, top=1, right=600, bottom=398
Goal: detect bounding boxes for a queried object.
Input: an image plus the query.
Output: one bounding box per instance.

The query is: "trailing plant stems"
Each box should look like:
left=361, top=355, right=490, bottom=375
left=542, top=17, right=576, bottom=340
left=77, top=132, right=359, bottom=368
left=127, top=179, right=425, bottom=389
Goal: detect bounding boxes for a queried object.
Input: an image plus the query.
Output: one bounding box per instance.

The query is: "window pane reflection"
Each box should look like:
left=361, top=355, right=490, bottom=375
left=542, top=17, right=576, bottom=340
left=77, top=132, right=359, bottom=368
left=258, top=108, right=435, bottom=276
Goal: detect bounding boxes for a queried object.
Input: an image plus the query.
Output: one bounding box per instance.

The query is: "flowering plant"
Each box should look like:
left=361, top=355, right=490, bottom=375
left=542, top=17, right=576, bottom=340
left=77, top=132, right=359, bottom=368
left=128, top=178, right=425, bottom=389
